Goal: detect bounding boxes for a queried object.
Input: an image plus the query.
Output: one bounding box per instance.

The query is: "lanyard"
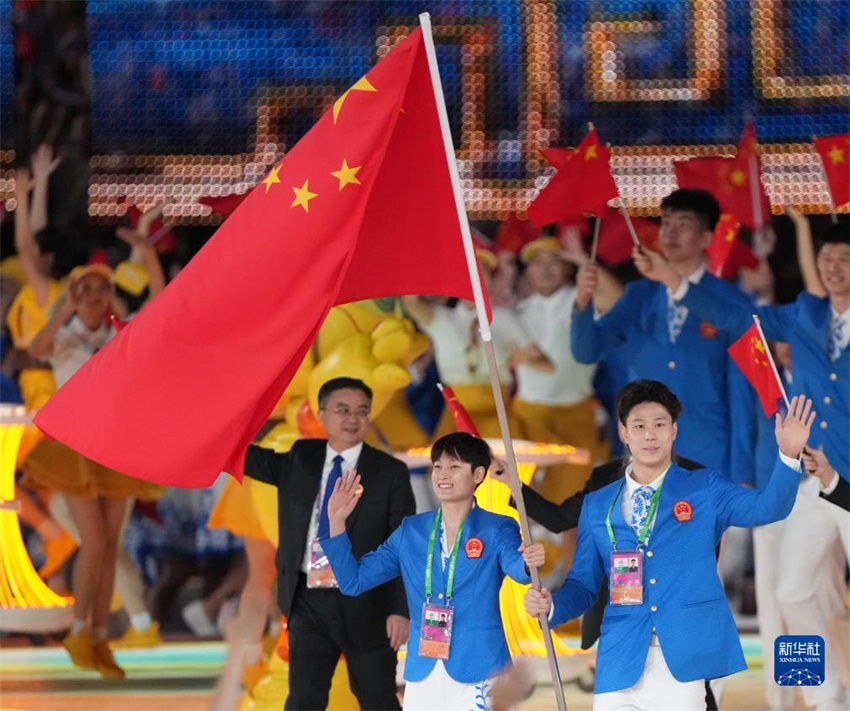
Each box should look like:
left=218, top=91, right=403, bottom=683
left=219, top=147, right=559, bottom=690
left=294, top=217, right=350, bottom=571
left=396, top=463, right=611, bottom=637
left=605, top=474, right=666, bottom=550
left=425, top=509, right=466, bottom=602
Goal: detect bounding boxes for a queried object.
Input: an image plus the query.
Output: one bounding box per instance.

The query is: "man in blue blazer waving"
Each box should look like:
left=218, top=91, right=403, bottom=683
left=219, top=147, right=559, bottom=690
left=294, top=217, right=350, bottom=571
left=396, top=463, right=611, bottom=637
left=322, top=433, right=544, bottom=710
left=525, top=380, right=814, bottom=711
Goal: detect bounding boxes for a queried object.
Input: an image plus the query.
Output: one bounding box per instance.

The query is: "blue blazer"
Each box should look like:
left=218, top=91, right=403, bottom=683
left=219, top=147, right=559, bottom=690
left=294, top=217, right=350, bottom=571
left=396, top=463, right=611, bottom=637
left=679, top=287, right=850, bottom=480
left=322, top=505, right=531, bottom=683
left=550, top=456, right=801, bottom=694
left=570, top=275, right=757, bottom=477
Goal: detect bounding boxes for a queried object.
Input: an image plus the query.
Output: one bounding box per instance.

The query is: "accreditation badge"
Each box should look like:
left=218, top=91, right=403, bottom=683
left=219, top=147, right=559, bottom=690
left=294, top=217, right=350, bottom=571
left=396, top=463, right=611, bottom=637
left=307, top=539, right=339, bottom=589
left=419, top=602, right=454, bottom=660
left=610, top=550, right=643, bottom=605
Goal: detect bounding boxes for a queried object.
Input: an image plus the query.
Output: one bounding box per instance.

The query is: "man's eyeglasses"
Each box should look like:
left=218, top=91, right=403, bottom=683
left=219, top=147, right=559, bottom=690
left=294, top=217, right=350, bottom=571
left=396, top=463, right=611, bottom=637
left=323, top=406, right=371, bottom=420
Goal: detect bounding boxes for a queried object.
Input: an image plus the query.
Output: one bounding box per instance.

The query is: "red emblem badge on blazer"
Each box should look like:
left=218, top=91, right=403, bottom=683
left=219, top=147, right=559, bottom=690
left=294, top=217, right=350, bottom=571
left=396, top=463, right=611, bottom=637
left=673, top=500, right=693, bottom=522
left=465, top=538, right=484, bottom=559
left=699, top=322, right=718, bottom=339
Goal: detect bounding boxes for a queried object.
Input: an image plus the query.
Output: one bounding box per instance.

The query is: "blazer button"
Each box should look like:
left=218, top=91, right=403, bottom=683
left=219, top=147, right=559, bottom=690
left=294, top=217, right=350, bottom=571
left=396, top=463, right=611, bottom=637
left=820, top=421, right=828, bottom=430
left=651, top=605, right=658, bottom=612
left=646, top=551, right=654, bottom=558
left=438, top=593, right=444, bottom=600
left=824, top=396, right=831, bottom=404
left=650, top=578, right=656, bottom=585
left=668, top=361, right=676, bottom=370
left=830, top=373, right=838, bottom=381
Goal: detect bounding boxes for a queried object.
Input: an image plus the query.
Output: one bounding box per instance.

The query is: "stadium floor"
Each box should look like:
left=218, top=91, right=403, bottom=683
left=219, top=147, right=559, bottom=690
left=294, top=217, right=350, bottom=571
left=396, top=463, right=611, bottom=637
left=0, top=635, right=808, bottom=711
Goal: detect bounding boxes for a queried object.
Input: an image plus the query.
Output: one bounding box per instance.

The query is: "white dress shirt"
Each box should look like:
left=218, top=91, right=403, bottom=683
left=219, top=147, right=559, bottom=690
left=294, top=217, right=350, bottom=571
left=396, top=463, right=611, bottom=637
left=420, top=303, right=529, bottom=385
left=830, top=306, right=850, bottom=355
left=620, top=463, right=671, bottom=537
left=301, top=441, right=363, bottom=574
left=515, top=286, right=596, bottom=405
left=668, top=262, right=707, bottom=301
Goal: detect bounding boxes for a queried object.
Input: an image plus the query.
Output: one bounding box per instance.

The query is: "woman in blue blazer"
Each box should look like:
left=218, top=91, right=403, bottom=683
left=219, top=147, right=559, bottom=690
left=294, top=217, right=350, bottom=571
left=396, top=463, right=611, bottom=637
left=322, top=433, right=544, bottom=710
left=525, top=381, right=815, bottom=711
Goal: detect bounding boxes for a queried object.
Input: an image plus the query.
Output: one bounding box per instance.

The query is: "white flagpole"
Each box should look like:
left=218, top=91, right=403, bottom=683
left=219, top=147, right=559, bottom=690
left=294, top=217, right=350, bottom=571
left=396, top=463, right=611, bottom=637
left=752, top=314, right=790, bottom=409
left=813, top=136, right=839, bottom=225
left=419, top=13, right=567, bottom=710
left=617, top=198, right=642, bottom=248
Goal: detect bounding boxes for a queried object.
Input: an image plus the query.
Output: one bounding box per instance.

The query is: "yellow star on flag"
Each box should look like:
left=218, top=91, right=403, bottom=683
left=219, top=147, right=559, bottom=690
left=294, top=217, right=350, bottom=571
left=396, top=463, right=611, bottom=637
left=333, top=77, right=377, bottom=124
left=753, top=338, right=766, bottom=354
left=584, top=144, right=598, bottom=160
left=828, top=146, right=845, bottom=164
left=730, top=169, right=746, bottom=186
left=291, top=180, right=318, bottom=213
left=330, top=159, right=362, bottom=191
left=725, top=229, right=735, bottom=242
left=262, top=166, right=281, bottom=193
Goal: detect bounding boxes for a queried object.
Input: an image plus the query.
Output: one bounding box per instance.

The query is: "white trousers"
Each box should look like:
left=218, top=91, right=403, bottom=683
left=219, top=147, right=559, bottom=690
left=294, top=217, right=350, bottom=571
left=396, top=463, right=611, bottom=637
left=403, top=661, right=493, bottom=710
left=593, top=642, right=705, bottom=711
left=754, top=477, right=849, bottom=709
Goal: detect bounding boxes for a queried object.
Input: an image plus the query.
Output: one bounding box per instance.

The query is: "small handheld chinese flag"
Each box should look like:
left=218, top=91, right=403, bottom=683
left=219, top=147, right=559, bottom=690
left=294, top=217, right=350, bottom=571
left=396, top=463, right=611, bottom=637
left=526, top=128, right=620, bottom=227
left=595, top=206, right=660, bottom=265
left=674, top=124, right=770, bottom=231
left=493, top=212, right=540, bottom=255
left=35, top=27, right=489, bottom=488
left=727, top=323, right=784, bottom=416
left=436, top=383, right=481, bottom=437
left=814, top=134, right=850, bottom=208
left=199, top=193, right=249, bottom=217
left=707, top=213, right=741, bottom=275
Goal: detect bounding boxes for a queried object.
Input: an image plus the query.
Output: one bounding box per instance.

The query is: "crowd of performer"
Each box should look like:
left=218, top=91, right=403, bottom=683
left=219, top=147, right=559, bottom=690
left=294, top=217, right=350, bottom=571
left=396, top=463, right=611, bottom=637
left=1, top=142, right=848, bottom=711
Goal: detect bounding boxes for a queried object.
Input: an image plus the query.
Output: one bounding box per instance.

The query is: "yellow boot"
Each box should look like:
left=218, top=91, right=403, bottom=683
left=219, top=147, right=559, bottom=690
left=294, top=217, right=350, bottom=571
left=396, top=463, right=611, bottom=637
left=112, top=621, right=163, bottom=649
left=63, top=628, right=97, bottom=670
left=93, top=640, right=126, bottom=679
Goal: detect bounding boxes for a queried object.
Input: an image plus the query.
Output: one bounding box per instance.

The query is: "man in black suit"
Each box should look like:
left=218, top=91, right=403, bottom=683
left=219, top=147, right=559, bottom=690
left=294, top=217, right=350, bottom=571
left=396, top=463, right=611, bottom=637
left=245, top=377, right=415, bottom=710
left=491, top=452, right=717, bottom=710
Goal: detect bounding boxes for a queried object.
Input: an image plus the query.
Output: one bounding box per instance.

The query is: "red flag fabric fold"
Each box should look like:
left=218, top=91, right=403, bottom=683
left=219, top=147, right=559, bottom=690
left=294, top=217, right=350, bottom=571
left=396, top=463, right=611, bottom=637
left=674, top=123, right=770, bottom=231
left=727, top=323, right=784, bottom=417
left=707, top=213, right=741, bottom=275
left=199, top=193, right=250, bottom=217
left=437, top=383, right=481, bottom=437
left=594, top=207, right=660, bottom=265
left=35, top=28, right=488, bottom=488
left=526, top=129, right=620, bottom=227
left=815, top=134, right=850, bottom=207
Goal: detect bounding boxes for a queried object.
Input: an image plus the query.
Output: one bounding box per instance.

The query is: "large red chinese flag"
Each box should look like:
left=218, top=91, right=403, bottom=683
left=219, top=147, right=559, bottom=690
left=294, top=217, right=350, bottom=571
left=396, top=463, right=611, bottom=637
left=526, top=129, right=620, bottom=227
left=728, top=324, right=784, bottom=417
left=815, top=134, right=850, bottom=207
left=35, top=28, right=488, bottom=488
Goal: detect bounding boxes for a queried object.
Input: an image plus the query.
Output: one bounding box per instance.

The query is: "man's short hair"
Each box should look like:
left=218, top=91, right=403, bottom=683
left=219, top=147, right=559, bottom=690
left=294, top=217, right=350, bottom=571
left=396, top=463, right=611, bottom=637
left=431, top=432, right=492, bottom=485
left=317, top=377, right=373, bottom=409
left=616, top=380, right=683, bottom=425
left=660, top=189, right=721, bottom=232
left=817, top=220, right=850, bottom=252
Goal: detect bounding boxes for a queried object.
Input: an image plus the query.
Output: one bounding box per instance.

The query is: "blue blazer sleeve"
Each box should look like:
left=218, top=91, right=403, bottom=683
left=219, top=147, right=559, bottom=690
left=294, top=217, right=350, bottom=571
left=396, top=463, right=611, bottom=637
left=550, top=502, right=605, bottom=626
left=496, top=518, right=532, bottom=585
left=709, top=455, right=801, bottom=529
left=322, top=524, right=404, bottom=597
left=570, top=284, right=639, bottom=364
left=679, top=282, right=797, bottom=340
